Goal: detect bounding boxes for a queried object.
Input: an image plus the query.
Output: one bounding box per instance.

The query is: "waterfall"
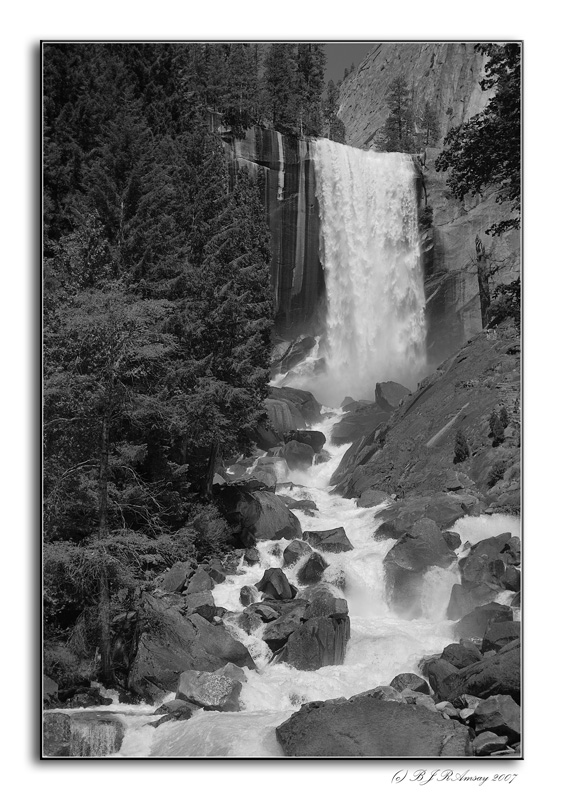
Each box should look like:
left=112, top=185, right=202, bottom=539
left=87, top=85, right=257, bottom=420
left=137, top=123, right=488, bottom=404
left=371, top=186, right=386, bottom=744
left=309, top=139, right=427, bottom=407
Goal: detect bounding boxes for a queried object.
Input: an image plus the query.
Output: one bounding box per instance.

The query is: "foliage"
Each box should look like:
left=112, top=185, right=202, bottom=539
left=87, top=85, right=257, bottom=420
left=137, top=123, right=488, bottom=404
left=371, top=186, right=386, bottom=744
left=488, top=278, right=521, bottom=328
left=487, top=458, right=508, bottom=488
left=420, top=102, right=440, bottom=147
left=380, top=75, right=417, bottom=153
left=419, top=205, right=434, bottom=229
left=489, top=410, right=506, bottom=447
left=324, top=80, right=346, bottom=143
left=453, top=429, right=471, bottom=463
left=499, top=406, right=509, bottom=428
left=435, top=44, right=521, bottom=236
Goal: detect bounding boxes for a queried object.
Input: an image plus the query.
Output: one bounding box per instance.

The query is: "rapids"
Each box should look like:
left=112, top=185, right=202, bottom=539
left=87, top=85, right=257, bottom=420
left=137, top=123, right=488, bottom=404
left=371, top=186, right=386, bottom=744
left=84, top=410, right=520, bottom=758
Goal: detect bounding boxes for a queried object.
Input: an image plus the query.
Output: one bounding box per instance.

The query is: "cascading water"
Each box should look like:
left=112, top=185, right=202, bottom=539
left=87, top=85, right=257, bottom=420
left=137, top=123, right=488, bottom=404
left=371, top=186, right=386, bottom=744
left=281, top=139, right=427, bottom=407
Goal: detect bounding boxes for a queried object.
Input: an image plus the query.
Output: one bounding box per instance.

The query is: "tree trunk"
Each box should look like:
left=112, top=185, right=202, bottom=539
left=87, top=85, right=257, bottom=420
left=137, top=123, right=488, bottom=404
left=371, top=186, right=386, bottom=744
left=475, top=236, right=491, bottom=327
left=98, top=415, right=114, bottom=685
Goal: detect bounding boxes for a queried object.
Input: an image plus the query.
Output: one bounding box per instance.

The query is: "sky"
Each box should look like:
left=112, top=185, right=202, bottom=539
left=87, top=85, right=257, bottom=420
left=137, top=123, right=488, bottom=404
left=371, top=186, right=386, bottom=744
left=323, top=42, right=376, bottom=83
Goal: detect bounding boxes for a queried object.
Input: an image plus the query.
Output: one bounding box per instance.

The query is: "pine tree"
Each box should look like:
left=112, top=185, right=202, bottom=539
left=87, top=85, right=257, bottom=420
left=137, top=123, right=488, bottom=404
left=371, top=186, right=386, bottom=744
left=453, top=430, right=471, bottom=463
left=381, top=75, right=416, bottom=153
left=420, top=101, right=440, bottom=147
left=324, top=80, right=346, bottom=143
left=263, top=44, right=299, bottom=134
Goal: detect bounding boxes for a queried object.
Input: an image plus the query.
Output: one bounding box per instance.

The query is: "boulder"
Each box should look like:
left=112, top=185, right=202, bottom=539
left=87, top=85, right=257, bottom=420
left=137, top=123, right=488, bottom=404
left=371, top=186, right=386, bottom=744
left=276, top=696, right=471, bottom=756
left=473, top=731, right=510, bottom=756
left=248, top=421, right=282, bottom=452
left=473, top=694, right=521, bottom=743
left=252, top=492, right=302, bottom=541
left=374, top=381, right=410, bottom=412
left=262, top=604, right=307, bottom=652
left=303, top=527, right=353, bottom=553
left=352, top=685, right=404, bottom=702
left=176, top=669, right=242, bottom=712
left=43, top=712, right=71, bottom=756
left=502, top=536, right=521, bottom=566
left=268, top=386, right=322, bottom=426
left=454, top=602, right=513, bottom=639
left=283, top=539, right=313, bottom=566
left=265, top=398, right=306, bottom=433
left=183, top=590, right=216, bottom=621
left=43, top=675, right=59, bottom=708
left=502, top=566, right=521, bottom=592
left=248, top=468, right=277, bottom=490
left=426, top=658, right=460, bottom=700
left=384, top=518, right=456, bottom=572
left=389, top=673, right=430, bottom=695
left=331, top=404, right=390, bottom=446
left=285, top=430, right=327, bottom=454
left=297, top=552, right=329, bottom=585
left=271, top=335, right=317, bottom=374
left=441, top=642, right=482, bottom=669
left=442, top=530, right=462, bottom=550
left=443, top=640, right=521, bottom=704
left=481, top=621, right=521, bottom=653
left=244, top=547, right=260, bottom=565
left=127, top=595, right=255, bottom=701
left=400, top=690, right=438, bottom=712
left=281, top=440, right=315, bottom=470
left=300, top=584, right=349, bottom=619
left=280, top=497, right=318, bottom=515
left=214, top=484, right=262, bottom=546
left=277, top=615, right=350, bottom=671
left=255, top=568, right=297, bottom=601
left=252, top=603, right=281, bottom=622
left=446, top=583, right=497, bottom=620
left=160, top=560, right=193, bottom=593
left=184, top=566, right=214, bottom=595
left=357, top=489, right=392, bottom=508
left=205, top=559, right=227, bottom=584
left=240, top=585, right=260, bottom=607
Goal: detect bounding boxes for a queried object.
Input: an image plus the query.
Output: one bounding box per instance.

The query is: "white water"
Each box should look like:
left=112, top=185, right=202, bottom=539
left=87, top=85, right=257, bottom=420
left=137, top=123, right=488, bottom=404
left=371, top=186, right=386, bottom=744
left=96, top=411, right=519, bottom=758
left=295, top=139, right=427, bottom=407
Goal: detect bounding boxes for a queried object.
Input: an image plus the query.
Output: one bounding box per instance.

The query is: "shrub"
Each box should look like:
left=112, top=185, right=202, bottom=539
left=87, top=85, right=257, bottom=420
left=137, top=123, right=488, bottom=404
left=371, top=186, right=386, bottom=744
left=489, top=410, right=505, bottom=446
left=499, top=406, right=509, bottom=427
left=487, top=459, right=508, bottom=488
left=488, top=279, right=520, bottom=328
left=453, top=429, right=471, bottom=463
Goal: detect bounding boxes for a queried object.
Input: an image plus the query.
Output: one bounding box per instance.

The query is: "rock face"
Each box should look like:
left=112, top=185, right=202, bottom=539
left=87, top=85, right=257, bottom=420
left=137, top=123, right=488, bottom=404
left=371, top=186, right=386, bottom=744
left=375, top=381, right=410, bottom=412
left=331, top=404, right=390, bottom=446
left=276, top=696, right=471, bottom=756
left=222, top=125, right=322, bottom=337
left=339, top=43, right=520, bottom=362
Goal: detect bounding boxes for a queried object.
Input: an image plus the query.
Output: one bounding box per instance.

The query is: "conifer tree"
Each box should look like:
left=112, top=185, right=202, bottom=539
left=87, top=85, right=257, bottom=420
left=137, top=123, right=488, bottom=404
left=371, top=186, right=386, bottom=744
left=381, top=75, right=416, bottom=153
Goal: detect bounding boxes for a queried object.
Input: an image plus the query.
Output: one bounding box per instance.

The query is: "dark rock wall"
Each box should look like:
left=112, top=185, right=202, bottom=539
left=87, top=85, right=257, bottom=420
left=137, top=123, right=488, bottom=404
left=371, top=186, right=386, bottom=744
left=222, top=125, right=324, bottom=337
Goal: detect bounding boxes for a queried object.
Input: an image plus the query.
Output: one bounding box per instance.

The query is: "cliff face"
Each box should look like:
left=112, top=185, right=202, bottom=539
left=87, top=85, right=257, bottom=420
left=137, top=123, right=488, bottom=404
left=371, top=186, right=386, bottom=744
left=340, top=43, right=520, bottom=365
left=222, top=125, right=323, bottom=337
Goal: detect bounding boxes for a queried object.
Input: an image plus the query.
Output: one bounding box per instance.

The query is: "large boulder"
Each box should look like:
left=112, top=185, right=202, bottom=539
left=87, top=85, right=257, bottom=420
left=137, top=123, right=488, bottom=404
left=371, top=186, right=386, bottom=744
left=357, top=489, right=392, bottom=508
left=300, top=584, right=349, bottom=619
left=389, top=673, right=430, bottom=695
left=277, top=615, right=350, bottom=671
left=265, top=398, right=306, bottom=433
left=473, top=694, right=521, bottom=743
left=441, top=642, right=482, bottom=669
left=253, top=492, right=302, bottom=541
left=262, top=602, right=308, bottom=652
left=268, top=386, right=322, bottom=426
left=331, top=404, right=390, bottom=446
left=481, top=621, right=521, bottom=653
left=426, top=658, right=460, bottom=699
left=443, top=640, right=521, bottom=704
left=150, top=699, right=198, bottom=727
left=184, top=566, right=214, bottom=595
left=374, top=494, right=482, bottom=540
left=447, top=583, right=497, bottom=620
left=176, top=669, right=242, bottom=712
left=127, top=595, right=255, bottom=701
left=281, top=440, right=315, bottom=471
left=297, top=552, right=329, bottom=585
left=454, top=602, right=513, bottom=639
left=285, top=430, right=326, bottom=454
left=375, top=381, right=410, bottom=412
left=271, top=336, right=317, bottom=375
left=303, top=527, right=353, bottom=553
left=255, top=568, right=297, bottom=601
left=159, top=560, right=194, bottom=593
left=276, top=696, right=471, bottom=756
left=283, top=539, right=313, bottom=566
left=183, top=590, right=216, bottom=621
left=472, top=731, right=510, bottom=756
left=214, top=484, right=262, bottom=547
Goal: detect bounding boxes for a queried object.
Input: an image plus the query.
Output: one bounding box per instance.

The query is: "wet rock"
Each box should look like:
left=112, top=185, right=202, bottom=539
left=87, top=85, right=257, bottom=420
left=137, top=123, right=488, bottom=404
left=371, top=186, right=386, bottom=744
left=252, top=491, right=302, bottom=541
left=68, top=712, right=125, bottom=757
left=435, top=700, right=459, bottom=718
left=454, top=602, right=513, bottom=639
left=43, top=712, right=71, bottom=756
left=255, top=568, right=297, bottom=601
left=150, top=699, right=199, bottom=727
left=474, top=694, right=521, bottom=742
left=357, top=489, right=393, bottom=508
left=248, top=468, right=277, bottom=490
left=375, top=381, right=410, bottom=412
left=443, top=640, right=520, bottom=704
left=502, top=565, right=521, bottom=592
left=282, top=440, right=315, bottom=470
left=303, top=527, right=353, bottom=553
left=276, top=696, right=471, bottom=756
left=441, top=642, right=482, bottom=669
left=473, top=731, right=510, bottom=756
left=400, top=690, right=438, bottom=712
left=176, top=669, right=242, bottom=712
left=511, top=591, right=521, bottom=608
left=447, top=583, right=497, bottom=620
left=238, top=609, right=263, bottom=634
left=160, top=560, right=194, bottom=593
left=265, top=398, right=306, bottom=433
left=62, top=687, right=113, bottom=708
left=184, top=566, right=215, bottom=595
left=183, top=590, right=216, bottom=622
left=286, top=430, right=327, bottom=454
left=268, top=387, right=322, bottom=426
left=240, top=585, right=260, bottom=607
left=390, top=673, right=430, bottom=695
left=271, top=336, right=317, bottom=375
left=252, top=602, right=281, bottom=622
left=277, top=615, right=350, bottom=670
left=297, top=552, right=329, bottom=585
left=481, top=621, right=520, bottom=653
left=300, top=584, right=349, bottom=619
left=502, top=536, right=521, bottom=566
left=283, top=539, right=313, bottom=566
left=374, top=493, right=482, bottom=540
left=352, top=685, right=404, bottom=702
left=43, top=675, right=58, bottom=708
left=280, top=497, right=319, bottom=515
